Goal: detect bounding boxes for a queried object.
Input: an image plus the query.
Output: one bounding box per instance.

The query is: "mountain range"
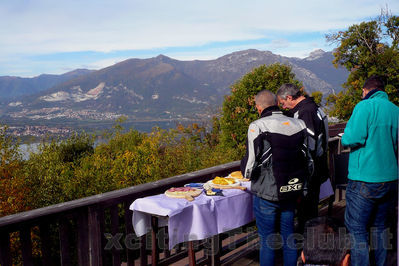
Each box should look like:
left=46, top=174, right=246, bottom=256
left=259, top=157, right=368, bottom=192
left=0, top=49, right=348, bottom=123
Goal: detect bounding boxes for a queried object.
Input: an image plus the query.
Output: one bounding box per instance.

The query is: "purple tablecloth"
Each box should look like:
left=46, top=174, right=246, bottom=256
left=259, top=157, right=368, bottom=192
left=319, top=178, right=334, bottom=199
left=130, top=182, right=254, bottom=249
left=130, top=179, right=334, bottom=249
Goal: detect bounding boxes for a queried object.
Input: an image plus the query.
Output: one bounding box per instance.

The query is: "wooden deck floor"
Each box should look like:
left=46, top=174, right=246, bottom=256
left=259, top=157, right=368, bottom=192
left=131, top=192, right=398, bottom=266
left=230, top=199, right=347, bottom=266
left=231, top=195, right=398, bottom=266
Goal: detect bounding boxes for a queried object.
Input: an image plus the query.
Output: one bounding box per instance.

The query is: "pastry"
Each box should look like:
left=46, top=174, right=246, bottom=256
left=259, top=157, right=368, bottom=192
left=229, top=171, right=243, bottom=179
left=164, top=187, right=202, bottom=201
left=228, top=171, right=249, bottom=181
left=212, top=176, right=237, bottom=185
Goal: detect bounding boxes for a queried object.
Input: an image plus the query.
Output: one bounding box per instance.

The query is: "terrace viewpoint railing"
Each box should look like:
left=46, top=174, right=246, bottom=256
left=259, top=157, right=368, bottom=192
left=0, top=126, right=347, bottom=266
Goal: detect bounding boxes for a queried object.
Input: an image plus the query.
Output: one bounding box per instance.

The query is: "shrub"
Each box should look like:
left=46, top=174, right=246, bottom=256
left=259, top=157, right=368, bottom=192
left=219, top=63, right=301, bottom=153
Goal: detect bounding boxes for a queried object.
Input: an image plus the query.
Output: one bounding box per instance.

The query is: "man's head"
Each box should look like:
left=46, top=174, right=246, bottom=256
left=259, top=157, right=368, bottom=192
left=362, top=75, right=384, bottom=98
left=276, top=83, right=304, bottom=109
left=254, top=90, right=277, bottom=115
left=302, top=217, right=350, bottom=266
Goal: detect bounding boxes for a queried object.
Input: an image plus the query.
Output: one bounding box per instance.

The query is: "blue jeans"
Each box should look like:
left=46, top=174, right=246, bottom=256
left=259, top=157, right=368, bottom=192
left=253, top=195, right=297, bottom=266
left=344, top=179, right=397, bottom=266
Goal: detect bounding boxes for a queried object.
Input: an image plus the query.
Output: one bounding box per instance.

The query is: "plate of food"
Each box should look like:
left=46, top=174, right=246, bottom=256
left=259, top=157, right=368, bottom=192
left=228, top=171, right=250, bottom=182
left=207, top=176, right=246, bottom=190
left=164, top=187, right=203, bottom=201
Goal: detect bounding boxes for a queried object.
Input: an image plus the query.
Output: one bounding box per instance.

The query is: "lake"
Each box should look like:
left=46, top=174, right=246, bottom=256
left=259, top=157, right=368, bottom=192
left=18, top=119, right=204, bottom=160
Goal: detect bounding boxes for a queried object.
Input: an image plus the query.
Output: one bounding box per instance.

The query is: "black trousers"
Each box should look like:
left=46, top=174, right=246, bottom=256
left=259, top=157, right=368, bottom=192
left=297, top=176, right=321, bottom=234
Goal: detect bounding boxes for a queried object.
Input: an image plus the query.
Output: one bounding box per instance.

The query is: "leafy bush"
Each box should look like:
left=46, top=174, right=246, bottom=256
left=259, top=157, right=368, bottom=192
left=0, top=125, right=28, bottom=217
left=59, top=133, right=94, bottom=163
left=219, top=63, right=301, bottom=153
left=17, top=123, right=237, bottom=209
left=23, top=133, right=95, bottom=208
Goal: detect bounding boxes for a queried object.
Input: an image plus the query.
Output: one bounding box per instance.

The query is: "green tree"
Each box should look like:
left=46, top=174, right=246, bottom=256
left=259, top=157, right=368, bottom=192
left=0, top=125, right=28, bottom=217
left=310, top=91, right=323, bottom=106
left=23, top=133, right=95, bottom=208
left=219, top=63, right=301, bottom=153
left=19, top=123, right=236, bottom=209
left=326, top=11, right=399, bottom=119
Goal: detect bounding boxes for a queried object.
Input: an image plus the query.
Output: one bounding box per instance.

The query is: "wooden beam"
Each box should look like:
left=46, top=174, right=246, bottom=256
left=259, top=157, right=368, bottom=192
left=124, top=201, right=137, bottom=266
left=110, top=205, right=121, bottom=266
left=88, top=205, right=103, bottom=266
left=187, top=241, right=196, bottom=266
left=0, top=230, right=11, bottom=266
left=40, top=222, right=55, bottom=266
left=59, top=218, right=72, bottom=266
left=20, top=226, right=33, bottom=266
left=151, top=216, right=159, bottom=265
left=77, top=209, right=90, bottom=266
left=139, top=235, right=148, bottom=266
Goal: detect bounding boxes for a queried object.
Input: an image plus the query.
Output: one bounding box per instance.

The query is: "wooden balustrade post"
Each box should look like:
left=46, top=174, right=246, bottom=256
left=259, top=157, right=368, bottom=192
left=20, top=226, right=33, bottom=265
left=59, top=218, right=72, bottom=266
left=139, top=235, right=148, bottom=265
left=151, top=216, right=159, bottom=265
left=39, top=222, right=55, bottom=265
left=124, top=201, right=137, bottom=266
left=0, top=230, right=11, bottom=266
left=77, top=209, right=90, bottom=266
left=110, top=205, right=121, bottom=266
left=187, top=241, right=196, bottom=266
left=88, top=205, right=103, bottom=266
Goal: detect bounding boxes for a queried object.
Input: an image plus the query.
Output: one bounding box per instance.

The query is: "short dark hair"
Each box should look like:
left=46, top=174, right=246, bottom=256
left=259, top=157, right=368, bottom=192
left=303, top=217, right=350, bottom=266
left=276, top=83, right=303, bottom=100
left=255, top=90, right=276, bottom=109
left=363, top=75, right=385, bottom=91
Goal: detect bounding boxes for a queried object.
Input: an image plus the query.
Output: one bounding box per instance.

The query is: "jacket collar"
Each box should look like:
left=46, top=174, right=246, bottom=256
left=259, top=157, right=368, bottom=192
left=260, top=105, right=281, bottom=118
left=290, top=96, right=316, bottom=113
left=363, top=89, right=388, bottom=100
left=363, top=89, right=380, bottom=100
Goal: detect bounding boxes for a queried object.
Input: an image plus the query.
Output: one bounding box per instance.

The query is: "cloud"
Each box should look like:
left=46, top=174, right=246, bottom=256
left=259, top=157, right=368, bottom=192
left=2, top=0, right=398, bottom=53
left=269, top=39, right=291, bottom=50
left=1, top=0, right=398, bottom=76
left=83, top=58, right=128, bottom=70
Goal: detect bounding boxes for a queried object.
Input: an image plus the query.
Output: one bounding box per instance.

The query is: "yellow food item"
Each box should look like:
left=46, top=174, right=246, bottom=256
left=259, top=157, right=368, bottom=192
left=212, top=176, right=236, bottom=185
left=229, top=171, right=244, bottom=179
left=205, top=189, right=216, bottom=196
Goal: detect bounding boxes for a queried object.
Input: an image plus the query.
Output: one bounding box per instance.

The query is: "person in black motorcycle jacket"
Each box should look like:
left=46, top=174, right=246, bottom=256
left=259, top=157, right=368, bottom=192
left=240, top=89, right=313, bottom=266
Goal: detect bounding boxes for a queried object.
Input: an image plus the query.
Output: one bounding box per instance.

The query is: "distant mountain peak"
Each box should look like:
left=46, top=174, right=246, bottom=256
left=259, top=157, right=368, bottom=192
left=225, top=49, right=265, bottom=57
left=1, top=49, right=349, bottom=123
left=218, top=49, right=274, bottom=63
left=65, top=68, right=91, bottom=74
left=235, top=49, right=261, bottom=54
left=155, top=54, right=171, bottom=61
left=306, top=49, right=326, bottom=61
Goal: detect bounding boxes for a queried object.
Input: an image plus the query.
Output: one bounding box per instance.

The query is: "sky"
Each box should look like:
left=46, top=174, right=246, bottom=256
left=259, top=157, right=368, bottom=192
left=1, top=0, right=398, bottom=77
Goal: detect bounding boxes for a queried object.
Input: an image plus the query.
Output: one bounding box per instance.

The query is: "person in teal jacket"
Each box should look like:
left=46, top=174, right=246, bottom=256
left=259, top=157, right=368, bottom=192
left=341, top=75, right=399, bottom=266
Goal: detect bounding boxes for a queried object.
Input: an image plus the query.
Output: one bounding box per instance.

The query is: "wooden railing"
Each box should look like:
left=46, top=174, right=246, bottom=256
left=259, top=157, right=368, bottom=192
left=0, top=130, right=347, bottom=266
left=0, top=161, right=245, bottom=266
